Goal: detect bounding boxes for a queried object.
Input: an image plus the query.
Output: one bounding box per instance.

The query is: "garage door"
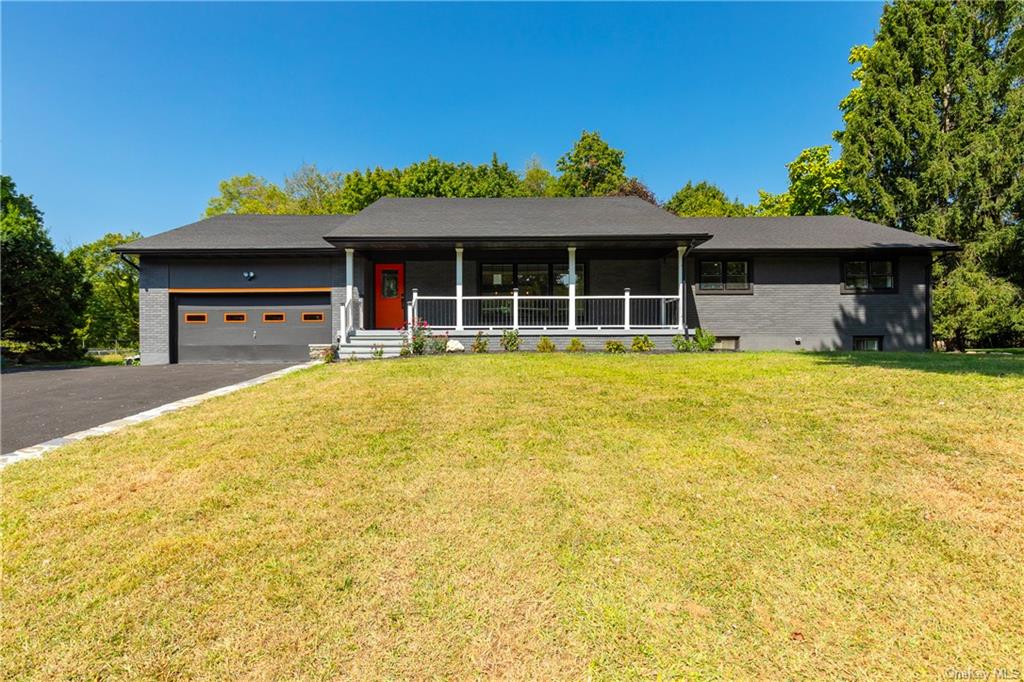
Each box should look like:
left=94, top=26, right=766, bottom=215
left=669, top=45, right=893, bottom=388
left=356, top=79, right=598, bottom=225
left=173, top=293, right=331, bottom=363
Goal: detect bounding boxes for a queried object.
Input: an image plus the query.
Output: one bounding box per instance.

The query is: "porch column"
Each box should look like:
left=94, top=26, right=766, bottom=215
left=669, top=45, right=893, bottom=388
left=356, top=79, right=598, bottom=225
left=455, top=246, right=464, bottom=331
left=567, top=246, right=577, bottom=331
left=345, top=248, right=354, bottom=304
left=677, top=246, right=686, bottom=333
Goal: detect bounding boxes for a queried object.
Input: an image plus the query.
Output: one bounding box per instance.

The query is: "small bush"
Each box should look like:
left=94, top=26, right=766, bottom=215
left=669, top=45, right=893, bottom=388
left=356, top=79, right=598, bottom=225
left=399, top=342, right=411, bottom=357
left=566, top=338, right=586, bottom=353
left=405, top=319, right=430, bottom=355
left=471, top=331, right=489, bottom=353
left=429, top=333, right=448, bottom=354
left=631, top=335, right=656, bottom=352
left=695, top=328, right=717, bottom=352
left=605, top=340, right=627, bottom=354
left=672, top=334, right=698, bottom=352
left=536, top=336, right=557, bottom=353
left=371, top=344, right=385, bottom=360
left=500, top=329, right=521, bottom=352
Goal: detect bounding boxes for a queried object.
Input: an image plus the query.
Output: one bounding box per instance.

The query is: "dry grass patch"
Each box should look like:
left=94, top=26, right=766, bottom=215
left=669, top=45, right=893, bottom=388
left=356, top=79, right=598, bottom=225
left=3, top=352, right=1023, bottom=678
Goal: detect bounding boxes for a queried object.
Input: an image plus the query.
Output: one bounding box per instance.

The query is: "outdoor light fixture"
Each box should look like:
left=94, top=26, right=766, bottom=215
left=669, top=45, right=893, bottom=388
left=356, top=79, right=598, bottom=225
left=243, top=271, right=255, bottom=281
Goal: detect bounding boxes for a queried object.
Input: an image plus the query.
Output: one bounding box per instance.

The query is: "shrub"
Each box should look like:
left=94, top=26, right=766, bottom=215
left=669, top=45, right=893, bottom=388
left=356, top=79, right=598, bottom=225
left=371, top=344, right=385, bottom=360
left=536, top=336, right=557, bottom=352
left=405, top=319, right=430, bottom=355
left=429, top=333, right=449, bottom=354
left=672, top=334, right=698, bottom=352
left=471, top=331, right=489, bottom=353
left=500, top=329, right=521, bottom=352
left=566, top=337, right=586, bottom=353
left=673, top=329, right=717, bottom=352
left=605, top=339, right=627, bottom=354
left=399, top=342, right=411, bottom=357
left=695, top=328, right=717, bottom=352
left=631, top=335, right=656, bottom=352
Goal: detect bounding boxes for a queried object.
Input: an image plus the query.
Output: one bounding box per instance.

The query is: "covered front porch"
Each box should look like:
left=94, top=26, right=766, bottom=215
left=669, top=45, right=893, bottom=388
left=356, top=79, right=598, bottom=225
left=337, top=240, right=699, bottom=344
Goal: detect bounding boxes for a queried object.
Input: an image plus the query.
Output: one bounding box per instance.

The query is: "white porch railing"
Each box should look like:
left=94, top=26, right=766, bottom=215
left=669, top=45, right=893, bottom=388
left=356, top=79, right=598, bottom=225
left=411, top=288, right=685, bottom=331
left=338, top=296, right=363, bottom=344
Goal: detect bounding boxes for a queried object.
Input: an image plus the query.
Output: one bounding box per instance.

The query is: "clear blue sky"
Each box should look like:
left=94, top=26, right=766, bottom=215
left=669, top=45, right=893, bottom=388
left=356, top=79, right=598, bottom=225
left=3, top=1, right=883, bottom=248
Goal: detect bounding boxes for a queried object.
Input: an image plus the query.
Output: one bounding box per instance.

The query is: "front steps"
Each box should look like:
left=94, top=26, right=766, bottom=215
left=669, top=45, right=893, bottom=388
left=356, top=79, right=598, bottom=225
left=339, top=330, right=406, bottom=359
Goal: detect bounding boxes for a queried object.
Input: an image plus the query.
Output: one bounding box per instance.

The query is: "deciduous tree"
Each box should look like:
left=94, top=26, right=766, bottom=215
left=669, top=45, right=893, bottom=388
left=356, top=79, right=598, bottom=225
left=665, top=181, right=746, bottom=217
left=70, top=232, right=142, bottom=349
left=555, top=130, right=627, bottom=196
left=1, top=177, right=90, bottom=359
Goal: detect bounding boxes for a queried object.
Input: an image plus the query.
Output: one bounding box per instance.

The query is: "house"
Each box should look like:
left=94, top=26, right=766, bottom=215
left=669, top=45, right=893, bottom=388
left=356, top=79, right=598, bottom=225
left=113, top=197, right=957, bottom=363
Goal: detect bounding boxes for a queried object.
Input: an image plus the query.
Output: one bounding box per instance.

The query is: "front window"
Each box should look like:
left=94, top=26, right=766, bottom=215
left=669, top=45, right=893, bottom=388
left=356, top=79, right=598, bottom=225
left=516, top=264, right=550, bottom=297
left=699, top=260, right=750, bottom=291
left=844, top=259, right=895, bottom=292
left=480, top=263, right=586, bottom=295
left=553, top=264, right=585, bottom=295
left=481, top=264, right=515, bottom=295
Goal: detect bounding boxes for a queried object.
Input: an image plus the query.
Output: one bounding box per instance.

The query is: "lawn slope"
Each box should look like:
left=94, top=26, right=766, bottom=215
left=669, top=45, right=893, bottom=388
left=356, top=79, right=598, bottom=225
left=3, top=353, right=1023, bottom=678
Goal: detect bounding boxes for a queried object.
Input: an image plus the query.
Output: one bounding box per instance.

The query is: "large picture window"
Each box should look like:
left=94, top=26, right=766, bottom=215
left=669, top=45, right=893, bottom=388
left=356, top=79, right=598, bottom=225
left=843, top=259, right=895, bottom=293
left=698, top=260, right=750, bottom=292
left=480, top=263, right=585, bottom=296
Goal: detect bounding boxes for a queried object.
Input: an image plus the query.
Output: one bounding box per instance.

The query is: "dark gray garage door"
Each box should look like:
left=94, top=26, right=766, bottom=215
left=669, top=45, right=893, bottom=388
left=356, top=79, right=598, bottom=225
left=173, top=293, right=331, bottom=363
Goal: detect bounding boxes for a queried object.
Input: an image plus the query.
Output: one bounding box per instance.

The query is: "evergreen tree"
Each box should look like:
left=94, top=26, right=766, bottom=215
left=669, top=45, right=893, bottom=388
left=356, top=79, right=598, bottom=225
left=836, top=0, right=1023, bottom=346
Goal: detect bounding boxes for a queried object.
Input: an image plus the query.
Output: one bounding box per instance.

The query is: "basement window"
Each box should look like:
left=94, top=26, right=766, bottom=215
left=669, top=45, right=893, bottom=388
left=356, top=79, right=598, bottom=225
left=224, top=312, right=247, bottom=323
left=262, top=312, right=286, bottom=323
left=853, top=336, right=883, bottom=351
left=713, top=336, right=740, bottom=351
left=184, top=313, right=207, bottom=324
left=301, top=312, right=325, bottom=323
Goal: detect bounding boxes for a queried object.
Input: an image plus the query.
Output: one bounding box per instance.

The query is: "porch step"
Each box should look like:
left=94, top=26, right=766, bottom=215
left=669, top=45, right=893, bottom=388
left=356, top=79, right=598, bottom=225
left=338, top=348, right=404, bottom=360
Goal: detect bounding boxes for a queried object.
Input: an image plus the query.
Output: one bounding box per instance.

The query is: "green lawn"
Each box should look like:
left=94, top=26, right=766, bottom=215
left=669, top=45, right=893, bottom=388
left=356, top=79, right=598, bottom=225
left=3, top=352, right=1022, bottom=679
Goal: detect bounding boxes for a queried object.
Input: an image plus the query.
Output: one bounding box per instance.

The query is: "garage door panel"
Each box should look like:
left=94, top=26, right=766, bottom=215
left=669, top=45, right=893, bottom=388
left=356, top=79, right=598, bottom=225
left=174, top=293, right=331, bottom=363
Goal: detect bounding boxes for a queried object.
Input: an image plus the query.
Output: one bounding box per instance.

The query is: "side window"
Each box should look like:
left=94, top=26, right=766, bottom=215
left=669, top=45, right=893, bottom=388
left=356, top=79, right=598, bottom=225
left=301, top=312, right=325, bottom=323
left=224, top=312, right=247, bottom=323
left=698, top=260, right=750, bottom=292
left=262, top=312, right=286, bottom=323
left=843, top=259, right=896, bottom=292
left=184, top=313, right=207, bottom=324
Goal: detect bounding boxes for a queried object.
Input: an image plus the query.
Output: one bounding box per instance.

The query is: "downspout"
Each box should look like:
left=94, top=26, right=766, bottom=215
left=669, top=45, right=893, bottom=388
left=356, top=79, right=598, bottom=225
left=117, top=252, right=140, bottom=271
left=926, top=253, right=934, bottom=351
left=681, top=242, right=693, bottom=338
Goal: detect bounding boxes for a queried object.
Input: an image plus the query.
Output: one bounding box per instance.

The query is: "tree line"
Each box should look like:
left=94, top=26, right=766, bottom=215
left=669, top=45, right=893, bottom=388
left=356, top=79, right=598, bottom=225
left=2, top=0, right=1020, bottom=358
left=1, top=176, right=140, bottom=361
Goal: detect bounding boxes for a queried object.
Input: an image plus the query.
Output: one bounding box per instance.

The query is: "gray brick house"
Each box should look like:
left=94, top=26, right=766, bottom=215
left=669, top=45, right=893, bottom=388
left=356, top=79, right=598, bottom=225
left=114, top=197, right=957, bottom=363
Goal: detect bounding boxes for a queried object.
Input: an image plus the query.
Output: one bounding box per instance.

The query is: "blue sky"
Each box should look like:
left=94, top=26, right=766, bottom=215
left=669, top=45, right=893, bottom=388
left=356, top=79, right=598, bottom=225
left=3, top=2, right=883, bottom=248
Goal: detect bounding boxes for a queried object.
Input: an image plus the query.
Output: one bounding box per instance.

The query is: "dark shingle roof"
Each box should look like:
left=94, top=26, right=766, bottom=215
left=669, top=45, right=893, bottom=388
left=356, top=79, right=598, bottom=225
left=325, top=197, right=703, bottom=240
left=114, top=200, right=959, bottom=254
left=113, top=215, right=349, bottom=253
left=691, top=215, right=957, bottom=252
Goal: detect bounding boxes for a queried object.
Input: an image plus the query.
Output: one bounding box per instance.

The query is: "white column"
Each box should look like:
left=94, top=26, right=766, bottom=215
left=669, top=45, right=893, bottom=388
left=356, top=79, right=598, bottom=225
left=512, top=287, right=519, bottom=329
left=567, top=246, right=577, bottom=331
left=455, top=247, right=464, bottom=331
left=677, top=246, right=685, bottom=332
left=623, top=287, right=631, bottom=330
left=345, top=248, right=354, bottom=304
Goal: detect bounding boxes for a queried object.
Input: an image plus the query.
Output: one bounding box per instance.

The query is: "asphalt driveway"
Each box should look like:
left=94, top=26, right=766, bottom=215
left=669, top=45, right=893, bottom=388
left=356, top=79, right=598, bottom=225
left=1, top=363, right=293, bottom=454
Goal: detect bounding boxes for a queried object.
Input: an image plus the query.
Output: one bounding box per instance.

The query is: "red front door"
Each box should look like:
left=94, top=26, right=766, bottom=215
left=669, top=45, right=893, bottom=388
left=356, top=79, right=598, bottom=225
left=374, top=263, right=405, bottom=329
